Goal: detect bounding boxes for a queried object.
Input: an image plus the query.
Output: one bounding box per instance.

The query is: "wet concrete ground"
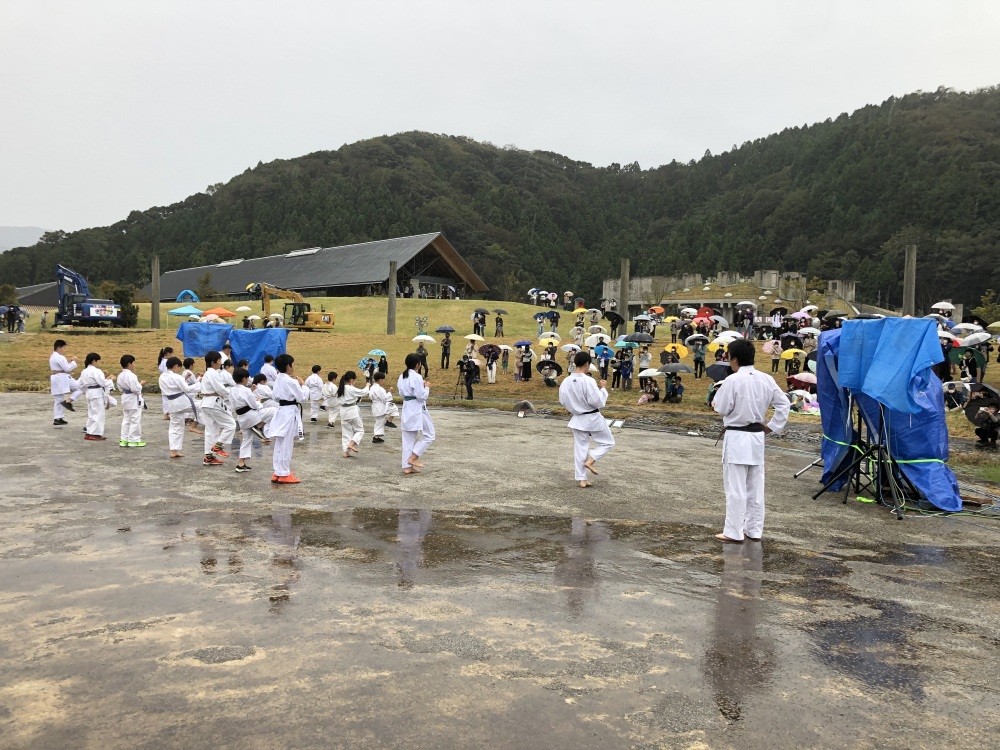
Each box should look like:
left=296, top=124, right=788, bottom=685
left=1, top=393, right=998, bottom=749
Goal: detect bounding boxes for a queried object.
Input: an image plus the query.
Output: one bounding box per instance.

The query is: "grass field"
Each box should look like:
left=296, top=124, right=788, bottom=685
left=2, top=297, right=996, bottom=443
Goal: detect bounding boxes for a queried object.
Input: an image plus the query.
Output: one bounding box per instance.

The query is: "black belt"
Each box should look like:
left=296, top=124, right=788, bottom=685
left=235, top=405, right=252, bottom=415
left=165, top=392, right=184, bottom=400
left=403, top=396, right=417, bottom=401
left=716, top=422, right=765, bottom=445
left=86, top=385, right=104, bottom=390
left=278, top=399, right=299, bottom=406
left=580, top=408, right=600, bottom=415
left=342, top=400, right=358, bottom=407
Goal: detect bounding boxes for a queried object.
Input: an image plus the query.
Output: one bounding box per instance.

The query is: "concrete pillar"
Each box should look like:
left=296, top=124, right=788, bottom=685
left=619, top=258, right=630, bottom=316
left=150, top=255, right=161, bottom=330
left=386, top=261, right=397, bottom=335
left=901, top=245, right=917, bottom=316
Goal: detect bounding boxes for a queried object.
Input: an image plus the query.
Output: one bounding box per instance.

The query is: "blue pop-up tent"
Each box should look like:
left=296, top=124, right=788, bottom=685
left=168, top=304, right=203, bottom=317
left=176, top=290, right=200, bottom=302
left=817, top=319, right=961, bottom=512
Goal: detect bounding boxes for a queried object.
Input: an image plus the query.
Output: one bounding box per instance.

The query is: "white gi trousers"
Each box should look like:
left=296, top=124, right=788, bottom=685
left=373, top=403, right=399, bottom=436
left=571, top=425, right=615, bottom=481
left=121, top=408, right=142, bottom=442
left=401, top=414, right=435, bottom=468
left=487, top=363, right=497, bottom=383
left=168, top=413, right=187, bottom=450
left=309, top=397, right=321, bottom=420
left=272, top=435, right=294, bottom=476
left=722, top=462, right=765, bottom=541
left=202, top=403, right=236, bottom=454
left=237, top=427, right=254, bottom=459
left=85, top=396, right=106, bottom=436
left=341, top=410, right=364, bottom=450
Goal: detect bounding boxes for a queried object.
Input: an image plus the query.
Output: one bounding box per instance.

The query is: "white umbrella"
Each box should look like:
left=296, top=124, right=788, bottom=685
left=736, top=300, right=756, bottom=308
left=538, top=331, right=561, bottom=341
left=589, top=363, right=600, bottom=374
left=236, top=306, right=251, bottom=312
left=248, top=314, right=262, bottom=321
left=498, top=344, right=515, bottom=351
left=924, top=313, right=947, bottom=322
left=269, top=313, right=284, bottom=319
left=412, top=334, right=436, bottom=343
left=464, top=333, right=485, bottom=341
left=187, top=314, right=200, bottom=320
left=937, top=331, right=959, bottom=341
left=791, top=372, right=817, bottom=384
left=561, top=344, right=581, bottom=352
left=588, top=325, right=607, bottom=334
left=800, top=304, right=819, bottom=313
left=962, top=332, right=992, bottom=346
left=798, top=327, right=822, bottom=336
left=201, top=313, right=220, bottom=321
left=584, top=334, right=609, bottom=348
left=681, top=307, right=698, bottom=315
left=639, top=368, right=665, bottom=378
left=951, top=323, right=982, bottom=334
left=931, top=301, right=955, bottom=311
left=941, top=380, right=971, bottom=394
left=710, top=315, right=729, bottom=328
left=714, top=331, right=742, bottom=341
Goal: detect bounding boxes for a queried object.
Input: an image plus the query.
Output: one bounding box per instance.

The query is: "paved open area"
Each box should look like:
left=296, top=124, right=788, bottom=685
left=1, top=393, right=998, bottom=749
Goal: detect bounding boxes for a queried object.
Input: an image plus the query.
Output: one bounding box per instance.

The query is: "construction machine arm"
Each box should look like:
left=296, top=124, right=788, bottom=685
left=251, top=282, right=304, bottom=318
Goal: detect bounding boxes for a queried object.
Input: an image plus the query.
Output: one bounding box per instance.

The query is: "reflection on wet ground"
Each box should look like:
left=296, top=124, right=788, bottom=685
left=3, top=505, right=999, bottom=748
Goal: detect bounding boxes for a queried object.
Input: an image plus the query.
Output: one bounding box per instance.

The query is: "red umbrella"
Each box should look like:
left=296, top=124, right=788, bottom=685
left=697, top=306, right=715, bottom=317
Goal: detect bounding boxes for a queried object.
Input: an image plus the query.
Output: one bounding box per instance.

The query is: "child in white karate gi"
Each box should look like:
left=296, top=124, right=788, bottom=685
left=264, top=354, right=309, bottom=484
left=230, top=367, right=268, bottom=473
left=116, top=354, right=145, bottom=447
left=369, top=372, right=399, bottom=443
left=79, top=352, right=109, bottom=440
left=305, top=364, right=324, bottom=422
left=321, top=371, right=340, bottom=428
left=337, top=371, right=370, bottom=458
left=159, top=357, right=201, bottom=458
left=49, top=339, right=82, bottom=426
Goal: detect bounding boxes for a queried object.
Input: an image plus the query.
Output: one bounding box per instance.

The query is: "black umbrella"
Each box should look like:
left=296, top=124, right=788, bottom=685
left=962, top=314, right=989, bottom=327
left=478, top=344, right=500, bottom=358
left=824, top=310, right=848, bottom=320
left=533, top=312, right=547, bottom=321
left=545, top=310, right=560, bottom=319
left=964, top=391, right=1000, bottom=426
left=706, top=363, right=733, bottom=382
left=536, top=360, right=563, bottom=376
left=659, top=362, right=693, bottom=374
left=603, top=311, right=625, bottom=326
left=493, top=308, right=508, bottom=315
left=769, top=307, right=788, bottom=316
left=624, top=332, right=654, bottom=343
left=474, top=307, right=489, bottom=314
left=435, top=325, right=456, bottom=333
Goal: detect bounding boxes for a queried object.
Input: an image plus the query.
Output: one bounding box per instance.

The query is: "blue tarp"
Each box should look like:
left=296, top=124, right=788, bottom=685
left=818, top=320, right=961, bottom=512
left=176, top=322, right=234, bottom=358
left=228, top=328, right=288, bottom=376
left=168, top=304, right=203, bottom=317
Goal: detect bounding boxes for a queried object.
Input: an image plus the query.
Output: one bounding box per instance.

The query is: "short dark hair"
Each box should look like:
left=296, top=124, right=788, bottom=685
left=237, top=359, right=249, bottom=368
left=53, top=339, right=67, bottom=350
left=233, top=368, right=249, bottom=384
left=373, top=372, right=386, bottom=382
left=327, top=371, right=338, bottom=381
left=252, top=374, right=267, bottom=384
left=165, top=356, right=182, bottom=369
left=183, top=357, right=195, bottom=369
left=222, top=343, right=232, bottom=350
left=120, top=354, right=135, bottom=368
left=275, top=353, right=294, bottom=373
left=727, top=339, right=755, bottom=367
left=574, top=351, right=593, bottom=367
left=311, top=364, right=322, bottom=373
left=264, top=354, right=274, bottom=363
left=85, top=352, right=101, bottom=366
left=205, top=351, right=222, bottom=367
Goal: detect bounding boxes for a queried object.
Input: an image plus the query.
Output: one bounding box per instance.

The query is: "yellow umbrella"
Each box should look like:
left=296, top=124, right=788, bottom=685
left=707, top=341, right=727, bottom=354
left=539, top=337, right=560, bottom=347
left=781, top=348, right=805, bottom=360
left=663, top=343, right=689, bottom=358
left=662, top=316, right=679, bottom=323
left=988, top=321, right=1000, bottom=332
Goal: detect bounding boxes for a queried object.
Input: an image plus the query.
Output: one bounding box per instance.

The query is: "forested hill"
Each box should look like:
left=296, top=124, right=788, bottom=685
left=2, top=86, right=998, bottom=306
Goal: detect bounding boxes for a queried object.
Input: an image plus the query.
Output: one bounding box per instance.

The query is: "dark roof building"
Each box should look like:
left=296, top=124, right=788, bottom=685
left=15, top=281, right=59, bottom=306
left=145, top=232, right=487, bottom=301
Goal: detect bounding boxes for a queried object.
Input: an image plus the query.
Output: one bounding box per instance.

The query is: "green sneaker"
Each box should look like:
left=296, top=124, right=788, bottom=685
left=119, top=440, right=128, bottom=447
left=128, top=441, right=147, bottom=448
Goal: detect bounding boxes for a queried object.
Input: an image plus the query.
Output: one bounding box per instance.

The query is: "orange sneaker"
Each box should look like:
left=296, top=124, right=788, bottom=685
left=211, top=446, right=230, bottom=458
left=275, top=474, right=301, bottom=484
left=271, top=474, right=280, bottom=483
left=203, top=455, right=224, bottom=466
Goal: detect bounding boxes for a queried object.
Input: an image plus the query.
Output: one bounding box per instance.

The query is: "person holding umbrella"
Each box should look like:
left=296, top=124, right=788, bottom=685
left=495, top=313, right=504, bottom=337
left=482, top=345, right=500, bottom=384
left=519, top=343, right=535, bottom=381
left=441, top=332, right=452, bottom=369
left=458, top=355, right=476, bottom=400
left=692, top=339, right=707, bottom=379
left=711, top=339, right=790, bottom=543
left=558, top=351, right=615, bottom=489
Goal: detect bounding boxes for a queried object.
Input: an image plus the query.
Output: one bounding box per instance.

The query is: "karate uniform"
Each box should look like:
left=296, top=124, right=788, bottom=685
left=340, top=384, right=370, bottom=451
left=711, top=365, right=789, bottom=541
left=158, top=359, right=169, bottom=413
left=370, top=383, right=399, bottom=437
left=557, top=372, right=615, bottom=481
left=265, top=373, right=308, bottom=477
left=116, top=369, right=144, bottom=443
left=159, top=370, right=200, bottom=450
left=79, top=364, right=109, bottom=437
left=397, top=370, right=435, bottom=469
left=200, top=368, right=237, bottom=454
left=230, top=383, right=264, bottom=460
left=260, top=362, right=278, bottom=385
left=49, top=351, right=81, bottom=420
left=321, top=382, right=340, bottom=426
left=305, top=373, right=324, bottom=420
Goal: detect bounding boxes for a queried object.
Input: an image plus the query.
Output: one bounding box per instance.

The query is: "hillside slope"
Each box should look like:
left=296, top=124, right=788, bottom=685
left=1, top=86, right=998, bottom=306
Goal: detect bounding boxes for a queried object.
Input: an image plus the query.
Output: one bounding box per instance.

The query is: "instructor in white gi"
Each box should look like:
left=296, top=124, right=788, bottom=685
left=711, top=339, right=789, bottom=543
left=558, top=350, right=615, bottom=488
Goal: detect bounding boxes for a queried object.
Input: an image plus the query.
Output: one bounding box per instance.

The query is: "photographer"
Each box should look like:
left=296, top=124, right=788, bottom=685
left=974, top=404, right=999, bottom=448
left=459, top=355, right=478, bottom=400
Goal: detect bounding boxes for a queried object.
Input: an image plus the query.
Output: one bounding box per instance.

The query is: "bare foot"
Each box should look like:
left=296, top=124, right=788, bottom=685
left=403, top=467, right=420, bottom=475
left=583, top=458, right=598, bottom=475
left=577, top=480, right=593, bottom=488
left=714, top=533, right=743, bottom=543
left=169, top=452, right=184, bottom=459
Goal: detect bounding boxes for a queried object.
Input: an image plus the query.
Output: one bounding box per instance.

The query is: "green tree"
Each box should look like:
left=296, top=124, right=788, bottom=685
left=110, top=285, right=140, bottom=328
left=196, top=272, right=217, bottom=300
left=971, top=289, right=1000, bottom=323
left=0, top=284, right=16, bottom=304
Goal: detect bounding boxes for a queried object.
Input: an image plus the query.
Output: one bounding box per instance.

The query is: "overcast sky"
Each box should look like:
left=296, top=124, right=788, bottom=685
left=2, top=1, right=998, bottom=232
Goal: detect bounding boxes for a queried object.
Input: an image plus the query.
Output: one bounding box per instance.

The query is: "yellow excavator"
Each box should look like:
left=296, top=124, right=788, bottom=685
left=246, top=282, right=334, bottom=332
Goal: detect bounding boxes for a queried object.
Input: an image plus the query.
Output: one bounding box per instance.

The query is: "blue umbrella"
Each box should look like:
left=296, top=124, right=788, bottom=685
left=594, top=344, right=612, bottom=357
left=367, top=349, right=387, bottom=357
left=357, top=357, right=374, bottom=368
left=435, top=325, right=456, bottom=333
left=533, top=312, right=547, bottom=321
left=515, top=340, right=532, bottom=347
left=545, top=310, right=559, bottom=319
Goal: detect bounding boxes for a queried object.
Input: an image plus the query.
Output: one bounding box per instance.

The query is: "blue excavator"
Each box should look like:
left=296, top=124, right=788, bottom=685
left=54, top=265, right=121, bottom=326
